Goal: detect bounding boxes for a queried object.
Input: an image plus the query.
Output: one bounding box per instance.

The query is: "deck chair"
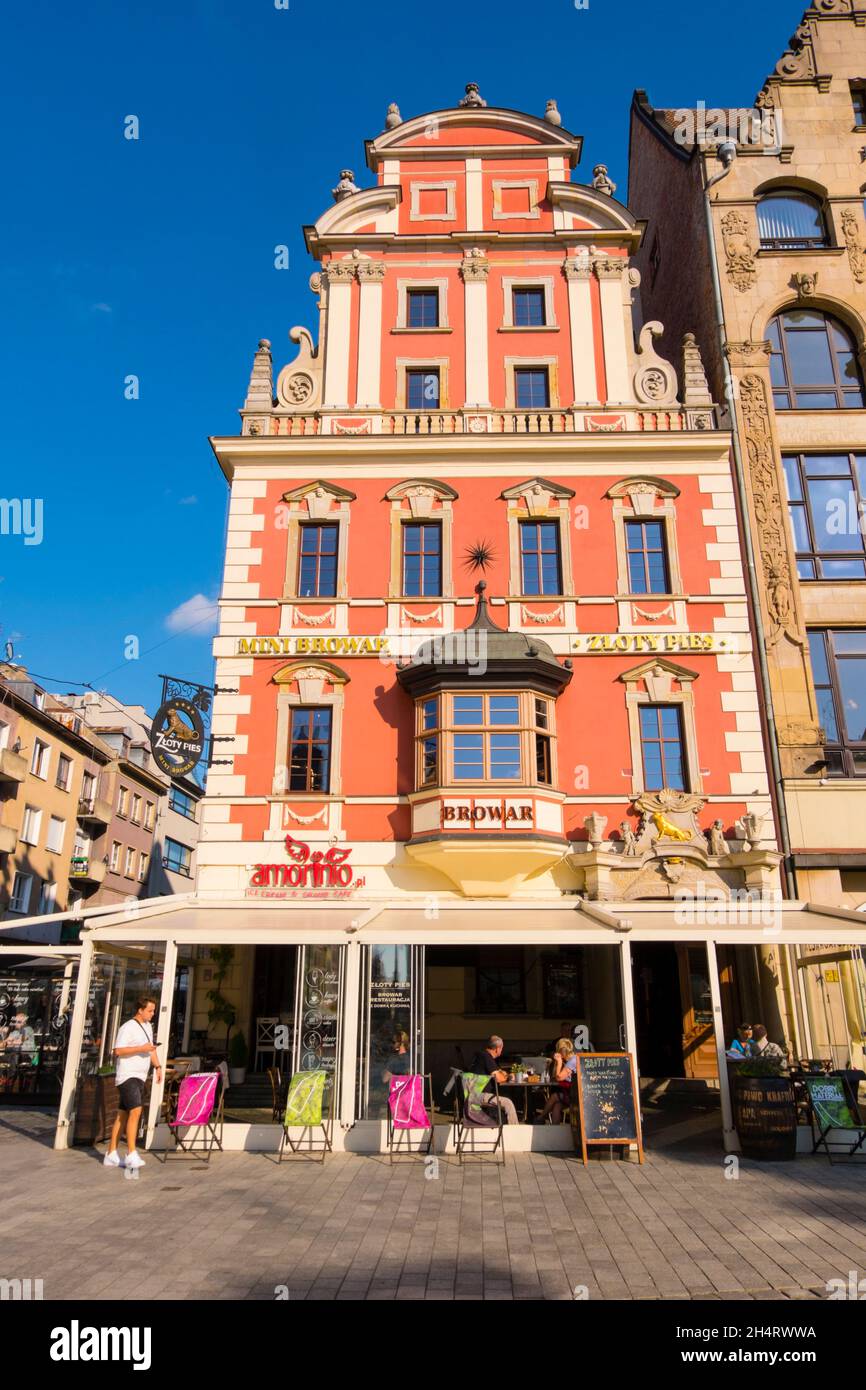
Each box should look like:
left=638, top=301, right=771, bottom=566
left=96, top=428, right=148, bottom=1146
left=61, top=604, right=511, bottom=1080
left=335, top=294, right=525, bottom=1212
left=805, top=1074, right=866, bottom=1163
left=451, top=1070, right=505, bottom=1165
left=386, top=1074, right=434, bottom=1163
left=278, top=1070, right=333, bottom=1162
left=161, top=1072, right=223, bottom=1162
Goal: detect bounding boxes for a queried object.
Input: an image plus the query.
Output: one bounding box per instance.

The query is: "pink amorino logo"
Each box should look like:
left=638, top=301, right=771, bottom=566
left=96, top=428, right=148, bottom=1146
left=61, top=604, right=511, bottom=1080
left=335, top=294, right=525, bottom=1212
left=250, top=835, right=358, bottom=890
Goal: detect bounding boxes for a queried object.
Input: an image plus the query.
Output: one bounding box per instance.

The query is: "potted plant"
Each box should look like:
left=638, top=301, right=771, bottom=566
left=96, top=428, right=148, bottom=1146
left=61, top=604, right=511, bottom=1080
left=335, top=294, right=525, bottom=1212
left=731, top=1054, right=797, bottom=1161
left=228, top=1030, right=248, bottom=1087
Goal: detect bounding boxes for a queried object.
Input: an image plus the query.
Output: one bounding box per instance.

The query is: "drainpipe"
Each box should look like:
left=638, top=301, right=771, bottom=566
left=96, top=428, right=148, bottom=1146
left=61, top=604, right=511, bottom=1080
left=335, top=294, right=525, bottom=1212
left=701, top=141, right=797, bottom=900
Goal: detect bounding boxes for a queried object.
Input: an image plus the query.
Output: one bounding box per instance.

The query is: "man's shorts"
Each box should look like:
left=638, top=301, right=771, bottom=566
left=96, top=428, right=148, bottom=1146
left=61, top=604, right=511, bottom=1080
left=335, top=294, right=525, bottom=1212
left=117, top=1078, right=145, bottom=1113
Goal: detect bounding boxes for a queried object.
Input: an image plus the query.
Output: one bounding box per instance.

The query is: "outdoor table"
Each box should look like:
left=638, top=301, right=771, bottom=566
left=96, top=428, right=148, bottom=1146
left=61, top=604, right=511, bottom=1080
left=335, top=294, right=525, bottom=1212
left=498, top=1079, right=556, bottom=1123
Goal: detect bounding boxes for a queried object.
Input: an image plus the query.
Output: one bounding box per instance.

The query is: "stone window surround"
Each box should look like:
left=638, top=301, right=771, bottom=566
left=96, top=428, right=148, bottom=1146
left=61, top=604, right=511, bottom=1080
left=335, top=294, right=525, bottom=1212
left=394, top=278, right=451, bottom=331
left=606, top=477, right=684, bottom=599
left=499, top=276, right=558, bottom=330
left=386, top=478, right=457, bottom=600
left=281, top=482, right=355, bottom=603
left=501, top=477, right=575, bottom=599
left=492, top=178, right=541, bottom=221
left=620, top=659, right=702, bottom=798
left=409, top=181, right=457, bottom=222
left=396, top=357, right=450, bottom=410
left=504, top=356, right=560, bottom=410
left=272, top=661, right=349, bottom=799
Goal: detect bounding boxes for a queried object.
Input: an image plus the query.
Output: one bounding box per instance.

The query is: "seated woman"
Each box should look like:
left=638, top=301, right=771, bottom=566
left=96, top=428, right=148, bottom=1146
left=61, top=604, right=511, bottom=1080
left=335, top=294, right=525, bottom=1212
left=725, top=1024, right=752, bottom=1060
left=534, top=1038, right=576, bottom=1124
left=381, top=1030, right=411, bottom=1082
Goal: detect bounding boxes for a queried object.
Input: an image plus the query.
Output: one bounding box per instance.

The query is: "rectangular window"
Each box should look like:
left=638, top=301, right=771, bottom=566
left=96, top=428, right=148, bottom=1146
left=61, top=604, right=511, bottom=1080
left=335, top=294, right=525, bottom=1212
left=131, top=793, right=142, bottom=825
left=138, top=851, right=149, bottom=882
left=110, top=841, right=121, bottom=871
left=297, top=522, right=338, bottom=598
left=535, top=697, right=552, bottom=785
left=406, top=368, right=440, bottom=410
left=783, top=453, right=866, bottom=579
left=808, top=629, right=866, bottom=776
left=520, top=519, right=562, bottom=595
left=288, top=707, right=332, bottom=792
left=402, top=521, right=442, bottom=596
left=420, top=697, right=439, bottom=786
left=56, top=754, right=73, bottom=791
left=512, top=287, right=546, bottom=327
left=515, top=367, right=550, bottom=409
left=639, top=705, right=687, bottom=791
left=406, top=289, right=439, bottom=329
left=21, top=804, right=41, bottom=846
left=167, top=788, right=193, bottom=820
left=39, top=881, right=58, bottom=915
left=124, top=847, right=136, bottom=878
left=164, top=838, right=192, bottom=875
left=9, top=873, right=32, bottom=914
left=145, top=800, right=156, bottom=829
left=31, top=739, right=50, bottom=779
left=117, top=786, right=129, bottom=817
left=451, top=695, right=522, bottom=782
left=0, top=722, right=9, bottom=751
left=625, top=519, right=671, bottom=594
left=46, top=816, right=65, bottom=854
left=475, top=964, right=526, bottom=1014
left=852, top=84, right=866, bottom=125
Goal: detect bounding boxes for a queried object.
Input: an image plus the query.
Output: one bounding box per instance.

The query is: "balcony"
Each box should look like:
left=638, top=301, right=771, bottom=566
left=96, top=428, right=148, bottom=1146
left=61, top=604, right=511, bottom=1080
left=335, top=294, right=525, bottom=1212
left=245, top=404, right=714, bottom=439
left=77, top=795, right=113, bottom=828
left=0, top=747, right=27, bottom=785
left=69, top=855, right=107, bottom=887
left=0, top=824, right=16, bottom=854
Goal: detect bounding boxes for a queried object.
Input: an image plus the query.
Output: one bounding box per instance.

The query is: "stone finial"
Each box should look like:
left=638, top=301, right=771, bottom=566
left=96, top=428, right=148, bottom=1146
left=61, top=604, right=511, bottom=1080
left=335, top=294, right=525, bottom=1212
left=592, top=163, right=617, bottom=197
left=243, top=338, right=274, bottom=411
left=385, top=102, right=402, bottom=129
left=682, top=333, right=713, bottom=407
left=458, top=82, right=487, bottom=108
left=584, top=813, right=608, bottom=849
left=332, top=169, right=359, bottom=202
left=544, top=99, right=562, bottom=127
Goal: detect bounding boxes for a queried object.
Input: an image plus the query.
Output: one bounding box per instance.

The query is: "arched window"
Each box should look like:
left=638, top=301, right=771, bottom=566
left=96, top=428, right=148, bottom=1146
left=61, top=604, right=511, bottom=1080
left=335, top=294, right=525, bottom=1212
left=768, top=311, right=864, bottom=410
left=757, top=191, right=827, bottom=249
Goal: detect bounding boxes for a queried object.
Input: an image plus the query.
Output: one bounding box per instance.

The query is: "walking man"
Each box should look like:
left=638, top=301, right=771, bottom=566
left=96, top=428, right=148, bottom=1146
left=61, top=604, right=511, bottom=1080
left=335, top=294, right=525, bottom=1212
left=104, top=995, right=161, bottom=1170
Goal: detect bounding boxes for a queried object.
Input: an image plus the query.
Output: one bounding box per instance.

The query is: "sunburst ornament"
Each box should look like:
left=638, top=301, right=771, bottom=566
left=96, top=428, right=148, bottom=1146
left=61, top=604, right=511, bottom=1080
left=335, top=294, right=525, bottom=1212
left=463, top=539, right=497, bottom=572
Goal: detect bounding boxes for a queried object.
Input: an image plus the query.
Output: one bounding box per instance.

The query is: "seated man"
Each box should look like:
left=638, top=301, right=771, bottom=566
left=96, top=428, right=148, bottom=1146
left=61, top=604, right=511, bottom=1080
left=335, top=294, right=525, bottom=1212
left=468, top=1035, right=519, bottom=1125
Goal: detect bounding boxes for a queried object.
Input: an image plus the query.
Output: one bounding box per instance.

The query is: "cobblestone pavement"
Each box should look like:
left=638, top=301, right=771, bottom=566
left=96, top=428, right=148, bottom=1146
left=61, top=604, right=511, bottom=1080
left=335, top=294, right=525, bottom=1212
left=2, top=1110, right=865, bottom=1301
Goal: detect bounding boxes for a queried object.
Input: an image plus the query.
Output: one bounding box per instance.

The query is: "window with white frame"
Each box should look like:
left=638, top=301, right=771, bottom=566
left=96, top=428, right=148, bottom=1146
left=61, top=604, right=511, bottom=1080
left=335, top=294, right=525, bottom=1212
left=131, top=793, right=142, bottom=825
left=46, top=815, right=65, bottom=854
left=145, top=799, right=156, bottom=830
left=110, top=841, right=121, bottom=872
left=39, top=881, right=58, bottom=915
left=31, top=739, right=50, bottom=779
left=138, top=851, right=149, bottom=882
left=124, top=846, right=135, bottom=877
left=20, top=804, right=42, bottom=846
left=57, top=754, right=73, bottom=792
left=0, top=721, right=10, bottom=751
left=9, top=873, right=32, bottom=913
left=117, top=785, right=129, bottom=817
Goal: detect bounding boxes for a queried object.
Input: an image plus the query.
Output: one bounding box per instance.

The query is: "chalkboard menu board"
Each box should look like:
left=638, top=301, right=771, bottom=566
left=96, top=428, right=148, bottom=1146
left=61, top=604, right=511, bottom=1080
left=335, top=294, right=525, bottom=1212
left=573, top=1052, right=644, bottom=1164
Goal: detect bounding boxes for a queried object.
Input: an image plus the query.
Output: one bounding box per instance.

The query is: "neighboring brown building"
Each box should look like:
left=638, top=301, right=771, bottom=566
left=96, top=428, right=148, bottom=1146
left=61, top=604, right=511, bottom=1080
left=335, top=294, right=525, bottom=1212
left=628, top=3, right=866, bottom=1064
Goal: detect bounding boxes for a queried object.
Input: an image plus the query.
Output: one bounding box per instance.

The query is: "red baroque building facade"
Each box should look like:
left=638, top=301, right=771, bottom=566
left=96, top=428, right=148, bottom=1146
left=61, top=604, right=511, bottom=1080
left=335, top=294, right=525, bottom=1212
left=49, top=92, right=866, bottom=1154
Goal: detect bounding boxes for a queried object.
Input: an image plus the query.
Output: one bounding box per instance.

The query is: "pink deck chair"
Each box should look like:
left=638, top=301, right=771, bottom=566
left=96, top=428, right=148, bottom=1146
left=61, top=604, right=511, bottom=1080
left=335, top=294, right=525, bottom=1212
left=164, top=1071, right=223, bottom=1162
left=386, top=1074, right=434, bottom=1163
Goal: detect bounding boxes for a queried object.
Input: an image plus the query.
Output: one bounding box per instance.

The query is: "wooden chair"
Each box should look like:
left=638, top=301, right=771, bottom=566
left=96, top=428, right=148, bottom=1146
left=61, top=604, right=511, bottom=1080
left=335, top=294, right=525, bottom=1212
left=278, top=1070, right=333, bottom=1162
left=266, top=1066, right=282, bottom=1122
left=254, top=1017, right=280, bottom=1073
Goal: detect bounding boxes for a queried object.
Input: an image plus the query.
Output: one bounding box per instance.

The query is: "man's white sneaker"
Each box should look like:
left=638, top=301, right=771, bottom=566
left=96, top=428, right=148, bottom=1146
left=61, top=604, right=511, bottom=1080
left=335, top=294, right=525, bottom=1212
left=103, top=1151, right=124, bottom=1168
left=125, top=1151, right=145, bottom=1169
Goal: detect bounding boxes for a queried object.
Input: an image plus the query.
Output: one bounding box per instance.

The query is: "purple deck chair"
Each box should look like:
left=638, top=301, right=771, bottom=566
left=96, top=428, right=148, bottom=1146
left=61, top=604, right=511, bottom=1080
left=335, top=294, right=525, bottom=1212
left=386, top=1074, right=434, bottom=1163
left=164, top=1071, right=223, bottom=1162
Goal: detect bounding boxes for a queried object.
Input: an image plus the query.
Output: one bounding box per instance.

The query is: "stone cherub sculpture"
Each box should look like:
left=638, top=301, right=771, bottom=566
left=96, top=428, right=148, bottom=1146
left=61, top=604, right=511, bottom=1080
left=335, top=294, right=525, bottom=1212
left=619, top=821, right=639, bottom=856
left=706, top=819, right=729, bottom=856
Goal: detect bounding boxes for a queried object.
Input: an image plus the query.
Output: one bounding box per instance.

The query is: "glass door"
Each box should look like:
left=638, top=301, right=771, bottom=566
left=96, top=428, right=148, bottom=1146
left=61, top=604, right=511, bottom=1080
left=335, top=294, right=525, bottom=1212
left=293, top=944, right=345, bottom=1110
left=357, top=945, right=424, bottom=1119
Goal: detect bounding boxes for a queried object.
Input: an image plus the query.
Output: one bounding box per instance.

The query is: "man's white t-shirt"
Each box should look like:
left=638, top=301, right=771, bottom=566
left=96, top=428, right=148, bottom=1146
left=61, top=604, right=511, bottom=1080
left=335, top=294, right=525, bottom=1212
left=114, top=1018, right=153, bottom=1084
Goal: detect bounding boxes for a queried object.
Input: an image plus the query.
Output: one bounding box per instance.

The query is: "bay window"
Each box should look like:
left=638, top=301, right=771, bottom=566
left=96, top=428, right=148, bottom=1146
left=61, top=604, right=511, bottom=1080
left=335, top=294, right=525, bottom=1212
left=414, top=691, right=555, bottom=789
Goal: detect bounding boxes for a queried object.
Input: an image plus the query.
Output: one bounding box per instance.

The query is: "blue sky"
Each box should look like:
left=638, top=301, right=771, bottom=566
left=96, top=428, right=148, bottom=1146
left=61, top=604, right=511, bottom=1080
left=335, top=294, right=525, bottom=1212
left=0, top=0, right=804, bottom=712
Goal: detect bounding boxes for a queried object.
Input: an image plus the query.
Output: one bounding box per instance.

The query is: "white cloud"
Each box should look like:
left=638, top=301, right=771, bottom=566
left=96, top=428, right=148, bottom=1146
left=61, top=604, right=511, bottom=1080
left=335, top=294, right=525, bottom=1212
left=164, top=593, right=219, bottom=635
left=178, top=495, right=198, bottom=506
left=90, top=302, right=113, bottom=314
